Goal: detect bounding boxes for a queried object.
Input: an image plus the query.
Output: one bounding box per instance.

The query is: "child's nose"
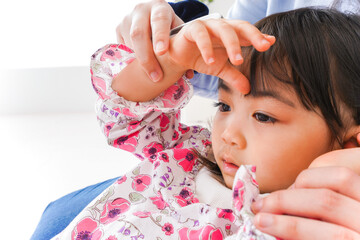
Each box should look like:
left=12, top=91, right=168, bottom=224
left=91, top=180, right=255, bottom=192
left=221, top=122, right=246, bottom=149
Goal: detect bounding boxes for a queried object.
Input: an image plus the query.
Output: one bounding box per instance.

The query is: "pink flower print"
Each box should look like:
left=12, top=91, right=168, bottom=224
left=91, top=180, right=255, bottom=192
left=100, top=46, right=123, bottom=61
left=162, top=80, right=187, bottom=107
left=178, top=124, right=190, bottom=134
left=143, top=142, right=164, bottom=162
left=113, top=131, right=139, bottom=152
left=216, top=208, right=236, bottom=223
left=202, top=139, right=211, bottom=148
left=149, top=191, right=168, bottom=210
left=104, top=122, right=115, bottom=137
left=174, top=187, right=199, bottom=207
left=133, top=211, right=151, bottom=218
left=249, top=166, right=259, bottom=186
left=233, top=179, right=245, bottom=212
left=100, top=198, right=131, bottom=224
left=162, top=223, right=174, bottom=236
left=158, top=152, right=169, bottom=162
left=127, top=120, right=141, bottom=132
left=71, top=217, right=103, bottom=240
left=116, top=44, right=134, bottom=53
left=178, top=224, right=223, bottom=240
left=173, top=149, right=196, bottom=172
left=154, top=160, right=161, bottom=170
left=225, top=224, right=232, bottom=235
left=106, top=236, right=118, bottom=240
left=116, top=175, right=127, bottom=184
left=121, top=107, right=138, bottom=118
left=172, top=130, right=180, bottom=141
left=160, top=114, right=170, bottom=132
left=91, top=75, right=108, bottom=100
left=131, top=174, right=152, bottom=192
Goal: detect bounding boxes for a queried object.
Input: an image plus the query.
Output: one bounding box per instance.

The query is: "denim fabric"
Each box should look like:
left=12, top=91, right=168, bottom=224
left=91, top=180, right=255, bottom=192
left=31, top=177, right=119, bottom=240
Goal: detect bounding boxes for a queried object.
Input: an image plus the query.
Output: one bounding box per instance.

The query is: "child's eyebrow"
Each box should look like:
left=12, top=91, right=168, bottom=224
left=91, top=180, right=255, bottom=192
left=218, top=80, right=295, bottom=108
left=218, top=80, right=232, bottom=93
left=250, top=90, right=296, bottom=108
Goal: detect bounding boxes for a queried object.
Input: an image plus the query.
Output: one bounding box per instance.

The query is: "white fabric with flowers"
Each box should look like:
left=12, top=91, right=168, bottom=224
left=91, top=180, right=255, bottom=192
left=52, top=44, right=275, bottom=240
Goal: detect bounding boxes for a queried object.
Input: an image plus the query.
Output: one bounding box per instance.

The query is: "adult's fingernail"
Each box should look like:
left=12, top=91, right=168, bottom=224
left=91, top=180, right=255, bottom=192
left=155, top=41, right=165, bottom=53
left=256, top=213, right=274, bottom=228
left=150, top=71, right=160, bottom=82
left=251, top=199, right=263, bottom=213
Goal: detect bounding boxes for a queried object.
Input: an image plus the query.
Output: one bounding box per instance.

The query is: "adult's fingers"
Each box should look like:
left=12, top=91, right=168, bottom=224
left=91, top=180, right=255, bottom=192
left=118, top=1, right=172, bottom=82
left=254, top=213, right=360, bottom=240
left=150, top=1, right=183, bottom=55
left=294, top=166, right=360, bottom=201
left=252, top=187, right=360, bottom=233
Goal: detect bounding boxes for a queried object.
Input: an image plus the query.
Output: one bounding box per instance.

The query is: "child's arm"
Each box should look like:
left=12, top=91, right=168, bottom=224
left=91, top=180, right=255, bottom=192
left=111, top=18, right=276, bottom=102
left=91, top=43, right=210, bottom=163
left=90, top=19, right=275, bottom=160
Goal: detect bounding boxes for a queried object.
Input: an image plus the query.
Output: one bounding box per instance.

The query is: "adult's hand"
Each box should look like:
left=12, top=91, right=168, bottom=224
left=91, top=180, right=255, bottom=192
left=252, top=165, right=360, bottom=239
left=116, top=0, right=184, bottom=82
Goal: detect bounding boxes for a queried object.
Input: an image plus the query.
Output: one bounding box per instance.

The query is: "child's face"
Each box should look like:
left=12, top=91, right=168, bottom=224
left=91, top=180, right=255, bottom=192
left=211, top=79, right=336, bottom=192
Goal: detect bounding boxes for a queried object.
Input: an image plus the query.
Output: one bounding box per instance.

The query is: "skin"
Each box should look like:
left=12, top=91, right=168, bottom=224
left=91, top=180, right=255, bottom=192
left=211, top=79, right=336, bottom=192
left=252, top=163, right=360, bottom=239
left=112, top=18, right=275, bottom=101
left=114, top=13, right=360, bottom=238
left=116, top=0, right=183, bottom=82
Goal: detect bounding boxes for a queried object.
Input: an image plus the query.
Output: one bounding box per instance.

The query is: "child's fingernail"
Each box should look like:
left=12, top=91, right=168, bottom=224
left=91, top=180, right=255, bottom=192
left=256, top=213, right=274, bottom=228
left=150, top=71, right=160, bottom=82
left=207, top=57, right=215, bottom=64
left=261, top=39, right=271, bottom=45
left=235, top=53, right=243, bottom=62
left=155, top=41, right=165, bottom=53
left=251, top=199, right=263, bottom=213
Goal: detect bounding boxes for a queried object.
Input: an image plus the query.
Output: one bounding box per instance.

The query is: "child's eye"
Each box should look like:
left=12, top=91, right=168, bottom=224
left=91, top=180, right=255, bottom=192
left=253, top=112, right=276, bottom=123
left=213, top=102, right=231, bottom=112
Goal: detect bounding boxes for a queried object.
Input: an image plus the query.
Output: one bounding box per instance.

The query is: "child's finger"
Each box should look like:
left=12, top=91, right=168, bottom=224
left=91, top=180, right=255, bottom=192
left=204, top=20, right=243, bottom=65
left=228, top=20, right=276, bottom=52
left=216, top=63, right=250, bottom=94
left=184, top=21, right=215, bottom=65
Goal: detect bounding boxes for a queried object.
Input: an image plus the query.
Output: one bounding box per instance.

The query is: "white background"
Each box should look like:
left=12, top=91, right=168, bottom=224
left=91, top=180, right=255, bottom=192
left=0, top=0, right=233, bottom=239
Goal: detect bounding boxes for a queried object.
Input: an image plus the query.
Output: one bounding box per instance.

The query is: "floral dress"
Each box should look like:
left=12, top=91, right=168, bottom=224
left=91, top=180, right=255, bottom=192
left=52, top=44, right=276, bottom=240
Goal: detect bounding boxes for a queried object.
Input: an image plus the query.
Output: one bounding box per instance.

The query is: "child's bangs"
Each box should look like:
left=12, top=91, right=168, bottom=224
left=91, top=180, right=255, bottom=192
left=246, top=44, right=296, bottom=100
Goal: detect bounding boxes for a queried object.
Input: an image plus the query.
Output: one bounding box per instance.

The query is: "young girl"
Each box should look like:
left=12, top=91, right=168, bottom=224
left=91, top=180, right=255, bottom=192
left=53, top=8, right=360, bottom=239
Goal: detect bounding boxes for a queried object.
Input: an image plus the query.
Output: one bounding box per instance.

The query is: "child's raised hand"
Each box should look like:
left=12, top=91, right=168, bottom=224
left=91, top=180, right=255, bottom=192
left=167, top=18, right=276, bottom=94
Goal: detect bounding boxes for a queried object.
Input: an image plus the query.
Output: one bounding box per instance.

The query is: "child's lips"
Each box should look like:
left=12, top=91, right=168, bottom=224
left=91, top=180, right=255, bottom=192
left=222, top=157, right=239, bottom=175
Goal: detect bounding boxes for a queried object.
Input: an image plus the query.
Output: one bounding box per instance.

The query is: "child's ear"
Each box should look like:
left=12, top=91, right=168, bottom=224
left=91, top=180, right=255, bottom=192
left=343, top=129, right=360, bottom=149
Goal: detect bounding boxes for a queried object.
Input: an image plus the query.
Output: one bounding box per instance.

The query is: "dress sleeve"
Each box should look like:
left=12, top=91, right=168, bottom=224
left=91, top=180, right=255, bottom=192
left=90, top=44, right=210, bottom=161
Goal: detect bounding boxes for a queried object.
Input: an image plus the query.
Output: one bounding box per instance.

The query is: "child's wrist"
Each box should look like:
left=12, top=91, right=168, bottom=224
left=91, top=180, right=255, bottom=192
left=157, top=52, right=188, bottom=77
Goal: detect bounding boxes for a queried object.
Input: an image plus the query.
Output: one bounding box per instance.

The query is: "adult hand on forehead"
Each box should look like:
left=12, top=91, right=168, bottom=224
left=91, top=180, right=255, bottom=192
left=251, top=134, right=360, bottom=239
left=168, top=18, right=276, bottom=94
left=116, top=0, right=184, bottom=82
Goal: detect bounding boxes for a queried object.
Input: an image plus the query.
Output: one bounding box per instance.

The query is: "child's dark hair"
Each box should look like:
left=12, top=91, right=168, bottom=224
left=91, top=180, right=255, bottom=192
left=199, top=7, right=360, bottom=178
left=246, top=7, right=360, bottom=145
